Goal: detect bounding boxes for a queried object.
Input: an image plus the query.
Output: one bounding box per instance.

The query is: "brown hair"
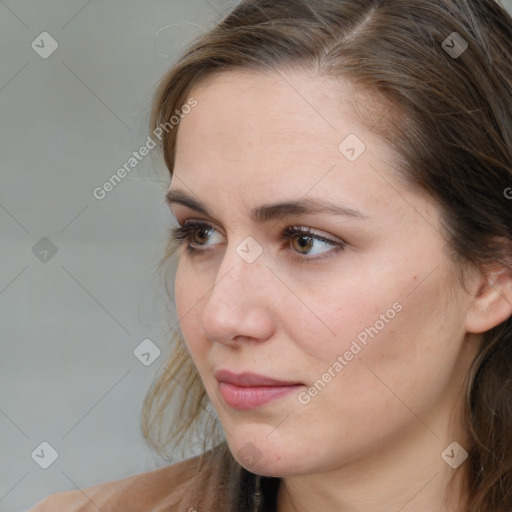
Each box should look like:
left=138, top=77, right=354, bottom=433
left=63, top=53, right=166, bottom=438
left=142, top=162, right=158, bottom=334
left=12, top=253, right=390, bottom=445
left=142, top=1, right=512, bottom=510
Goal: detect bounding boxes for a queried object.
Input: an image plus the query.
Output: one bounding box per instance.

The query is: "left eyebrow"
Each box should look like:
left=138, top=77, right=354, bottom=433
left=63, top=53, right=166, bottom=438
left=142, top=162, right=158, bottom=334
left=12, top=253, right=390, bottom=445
left=165, top=189, right=369, bottom=222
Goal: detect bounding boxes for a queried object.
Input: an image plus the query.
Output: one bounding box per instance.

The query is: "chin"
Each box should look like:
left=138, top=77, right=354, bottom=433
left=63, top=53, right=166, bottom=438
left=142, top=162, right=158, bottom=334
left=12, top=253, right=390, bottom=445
left=226, top=434, right=316, bottom=477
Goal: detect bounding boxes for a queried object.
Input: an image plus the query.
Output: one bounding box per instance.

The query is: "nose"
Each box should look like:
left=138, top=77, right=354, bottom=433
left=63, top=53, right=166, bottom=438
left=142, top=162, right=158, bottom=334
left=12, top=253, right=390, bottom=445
left=200, top=240, right=275, bottom=346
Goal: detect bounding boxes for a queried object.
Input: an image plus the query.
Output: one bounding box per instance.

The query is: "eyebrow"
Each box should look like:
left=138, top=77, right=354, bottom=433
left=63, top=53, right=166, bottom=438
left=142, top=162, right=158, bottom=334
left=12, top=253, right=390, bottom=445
left=165, top=189, right=368, bottom=222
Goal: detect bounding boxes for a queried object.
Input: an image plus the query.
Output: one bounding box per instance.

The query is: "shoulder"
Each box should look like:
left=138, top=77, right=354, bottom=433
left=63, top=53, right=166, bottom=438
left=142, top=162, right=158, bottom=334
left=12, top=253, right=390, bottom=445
left=28, top=455, right=202, bottom=512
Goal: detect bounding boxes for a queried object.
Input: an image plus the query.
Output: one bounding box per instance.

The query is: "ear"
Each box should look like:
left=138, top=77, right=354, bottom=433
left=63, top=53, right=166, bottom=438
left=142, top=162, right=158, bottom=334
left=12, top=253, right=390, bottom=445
left=465, top=264, right=512, bottom=334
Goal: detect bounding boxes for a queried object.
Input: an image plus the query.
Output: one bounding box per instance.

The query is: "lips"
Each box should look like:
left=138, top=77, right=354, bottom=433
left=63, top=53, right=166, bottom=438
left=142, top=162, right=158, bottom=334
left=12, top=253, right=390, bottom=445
left=215, top=370, right=304, bottom=409
left=215, top=370, right=302, bottom=387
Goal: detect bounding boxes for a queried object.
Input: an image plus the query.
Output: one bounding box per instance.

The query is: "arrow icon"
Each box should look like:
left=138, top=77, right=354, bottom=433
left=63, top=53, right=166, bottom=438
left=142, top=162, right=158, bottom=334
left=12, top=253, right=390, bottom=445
left=32, top=237, right=58, bottom=262
left=31, top=441, right=59, bottom=468
left=442, top=32, right=468, bottom=59
left=134, top=339, right=161, bottom=366
left=441, top=441, right=468, bottom=468
left=339, top=134, right=365, bottom=161
left=235, top=237, right=263, bottom=263
left=31, top=32, right=59, bottom=59
left=237, top=441, right=263, bottom=467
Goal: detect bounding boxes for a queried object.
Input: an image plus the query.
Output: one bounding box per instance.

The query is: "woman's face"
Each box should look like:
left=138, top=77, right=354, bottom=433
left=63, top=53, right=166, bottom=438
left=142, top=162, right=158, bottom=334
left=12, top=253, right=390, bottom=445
left=167, top=69, right=480, bottom=477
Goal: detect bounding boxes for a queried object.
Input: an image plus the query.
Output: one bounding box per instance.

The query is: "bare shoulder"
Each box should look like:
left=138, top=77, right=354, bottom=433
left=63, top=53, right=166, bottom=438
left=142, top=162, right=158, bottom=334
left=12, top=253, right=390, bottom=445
left=28, top=455, right=201, bottom=512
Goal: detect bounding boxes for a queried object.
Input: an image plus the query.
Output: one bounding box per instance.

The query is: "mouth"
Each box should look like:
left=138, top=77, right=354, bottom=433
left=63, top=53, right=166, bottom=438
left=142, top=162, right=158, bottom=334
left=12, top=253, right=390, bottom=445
left=215, top=369, right=304, bottom=410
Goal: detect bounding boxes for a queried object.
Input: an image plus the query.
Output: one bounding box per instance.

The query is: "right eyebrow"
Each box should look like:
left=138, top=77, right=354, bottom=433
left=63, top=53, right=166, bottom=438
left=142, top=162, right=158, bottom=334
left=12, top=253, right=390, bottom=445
left=165, top=189, right=369, bottom=223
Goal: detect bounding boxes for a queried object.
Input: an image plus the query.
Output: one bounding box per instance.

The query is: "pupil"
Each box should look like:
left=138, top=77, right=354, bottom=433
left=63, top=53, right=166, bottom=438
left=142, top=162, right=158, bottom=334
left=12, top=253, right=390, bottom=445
left=195, top=228, right=209, bottom=243
left=297, top=235, right=312, bottom=253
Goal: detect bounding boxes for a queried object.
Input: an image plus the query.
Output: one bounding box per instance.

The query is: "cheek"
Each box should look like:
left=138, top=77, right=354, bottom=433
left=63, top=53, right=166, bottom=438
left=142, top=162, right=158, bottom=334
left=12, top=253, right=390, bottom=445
left=304, top=273, right=460, bottom=417
left=295, top=260, right=430, bottom=369
left=174, top=255, right=211, bottom=320
left=173, top=259, right=209, bottom=363
left=293, top=280, right=399, bottom=367
left=173, top=257, right=189, bottom=318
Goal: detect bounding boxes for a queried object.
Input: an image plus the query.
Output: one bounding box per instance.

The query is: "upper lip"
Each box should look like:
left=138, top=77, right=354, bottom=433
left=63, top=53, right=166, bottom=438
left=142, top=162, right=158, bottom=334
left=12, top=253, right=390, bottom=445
left=215, top=369, right=302, bottom=387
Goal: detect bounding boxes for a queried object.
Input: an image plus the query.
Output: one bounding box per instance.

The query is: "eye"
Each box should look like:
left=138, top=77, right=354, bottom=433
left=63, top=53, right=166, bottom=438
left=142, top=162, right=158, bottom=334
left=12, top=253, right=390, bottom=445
left=171, top=220, right=222, bottom=250
left=281, top=226, right=345, bottom=261
left=170, top=220, right=345, bottom=261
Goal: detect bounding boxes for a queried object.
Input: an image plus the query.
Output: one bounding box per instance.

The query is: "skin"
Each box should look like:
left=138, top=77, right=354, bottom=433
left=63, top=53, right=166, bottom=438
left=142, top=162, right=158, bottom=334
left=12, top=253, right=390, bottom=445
left=165, top=69, right=512, bottom=512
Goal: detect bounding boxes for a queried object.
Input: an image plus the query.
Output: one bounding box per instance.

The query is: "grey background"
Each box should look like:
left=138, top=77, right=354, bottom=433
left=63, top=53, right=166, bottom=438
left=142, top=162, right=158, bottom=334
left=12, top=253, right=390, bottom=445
left=0, top=1, right=232, bottom=511
left=1, top=1, right=511, bottom=511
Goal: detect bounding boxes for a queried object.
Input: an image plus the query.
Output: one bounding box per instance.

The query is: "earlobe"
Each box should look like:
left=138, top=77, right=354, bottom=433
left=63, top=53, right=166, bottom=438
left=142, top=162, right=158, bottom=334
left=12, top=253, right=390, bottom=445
left=465, top=269, right=512, bottom=334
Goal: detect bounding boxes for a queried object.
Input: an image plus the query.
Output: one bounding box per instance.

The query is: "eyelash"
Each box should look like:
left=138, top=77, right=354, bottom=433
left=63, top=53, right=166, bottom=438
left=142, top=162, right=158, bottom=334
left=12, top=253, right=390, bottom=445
left=170, top=219, right=345, bottom=263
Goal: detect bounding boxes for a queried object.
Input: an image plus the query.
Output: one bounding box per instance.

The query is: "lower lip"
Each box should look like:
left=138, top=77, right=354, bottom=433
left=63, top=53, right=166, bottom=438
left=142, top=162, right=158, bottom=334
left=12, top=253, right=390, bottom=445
left=218, top=382, right=302, bottom=409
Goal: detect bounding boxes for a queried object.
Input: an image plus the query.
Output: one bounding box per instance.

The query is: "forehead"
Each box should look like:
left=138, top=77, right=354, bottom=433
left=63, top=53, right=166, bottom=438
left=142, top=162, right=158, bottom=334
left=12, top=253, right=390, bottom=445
left=179, top=68, right=363, bottom=150
left=177, top=70, right=385, bottom=166
left=172, top=68, right=411, bottom=223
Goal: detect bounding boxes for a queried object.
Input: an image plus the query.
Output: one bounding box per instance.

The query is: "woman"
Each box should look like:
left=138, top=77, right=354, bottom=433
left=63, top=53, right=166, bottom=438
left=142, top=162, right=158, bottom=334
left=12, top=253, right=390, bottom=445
left=30, top=0, right=512, bottom=511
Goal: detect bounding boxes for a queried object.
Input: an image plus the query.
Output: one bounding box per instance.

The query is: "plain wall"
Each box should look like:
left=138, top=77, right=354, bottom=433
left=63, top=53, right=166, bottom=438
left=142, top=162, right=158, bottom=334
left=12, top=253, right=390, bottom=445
left=1, top=1, right=511, bottom=511
left=0, top=1, right=231, bottom=510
